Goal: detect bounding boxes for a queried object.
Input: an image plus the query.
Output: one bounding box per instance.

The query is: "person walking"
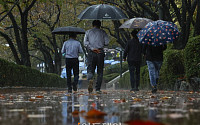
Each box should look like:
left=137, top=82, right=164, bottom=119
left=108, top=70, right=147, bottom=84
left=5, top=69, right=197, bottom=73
left=61, top=33, right=83, bottom=93
left=123, top=30, right=142, bottom=92
left=143, top=44, right=167, bottom=93
left=84, top=20, right=109, bottom=94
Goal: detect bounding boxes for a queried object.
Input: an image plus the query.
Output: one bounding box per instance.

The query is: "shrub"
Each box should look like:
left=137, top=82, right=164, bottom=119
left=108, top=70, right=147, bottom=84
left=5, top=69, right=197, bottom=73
left=0, top=58, right=66, bottom=87
left=118, top=72, right=131, bottom=89
left=184, top=36, right=200, bottom=91
left=103, top=73, right=119, bottom=83
left=159, top=49, right=185, bottom=90
left=140, top=65, right=150, bottom=89
left=104, top=62, right=128, bottom=75
left=184, top=36, right=200, bottom=79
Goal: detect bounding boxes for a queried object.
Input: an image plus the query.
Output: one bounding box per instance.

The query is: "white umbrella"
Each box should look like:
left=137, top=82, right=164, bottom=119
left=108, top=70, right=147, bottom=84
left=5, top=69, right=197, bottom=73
left=119, top=17, right=153, bottom=29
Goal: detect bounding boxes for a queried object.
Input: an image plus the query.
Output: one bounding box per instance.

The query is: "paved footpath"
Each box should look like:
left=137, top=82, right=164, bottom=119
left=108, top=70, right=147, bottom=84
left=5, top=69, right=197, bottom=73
left=0, top=88, right=200, bottom=125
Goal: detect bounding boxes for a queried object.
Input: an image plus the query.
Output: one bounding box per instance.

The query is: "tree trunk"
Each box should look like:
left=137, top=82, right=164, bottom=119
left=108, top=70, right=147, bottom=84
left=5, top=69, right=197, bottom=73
left=194, top=0, right=200, bottom=36
left=21, top=14, right=31, bottom=67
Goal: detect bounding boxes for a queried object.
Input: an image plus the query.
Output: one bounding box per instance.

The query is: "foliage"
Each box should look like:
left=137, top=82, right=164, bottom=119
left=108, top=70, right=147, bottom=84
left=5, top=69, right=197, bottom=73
left=103, top=73, right=119, bottom=83
left=104, top=62, right=128, bottom=75
left=140, top=65, right=150, bottom=89
left=118, top=72, right=131, bottom=89
left=0, top=58, right=66, bottom=87
left=158, top=49, right=185, bottom=90
left=184, top=35, right=200, bottom=81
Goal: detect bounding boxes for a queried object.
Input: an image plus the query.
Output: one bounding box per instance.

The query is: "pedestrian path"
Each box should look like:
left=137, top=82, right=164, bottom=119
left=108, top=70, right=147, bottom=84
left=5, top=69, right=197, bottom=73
left=0, top=88, right=199, bottom=125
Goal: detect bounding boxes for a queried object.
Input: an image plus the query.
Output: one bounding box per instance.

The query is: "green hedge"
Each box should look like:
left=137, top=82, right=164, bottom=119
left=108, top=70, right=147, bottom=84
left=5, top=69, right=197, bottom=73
left=159, top=49, right=185, bottom=90
left=184, top=36, right=200, bottom=80
left=0, top=58, right=66, bottom=87
left=103, top=62, right=128, bottom=83
left=140, top=65, right=150, bottom=89
left=104, top=62, right=128, bottom=75
left=118, top=72, right=131, bottom=89
left=103, top=73, right=119, bottom=83
left=184, top=36, right=200, bottom=91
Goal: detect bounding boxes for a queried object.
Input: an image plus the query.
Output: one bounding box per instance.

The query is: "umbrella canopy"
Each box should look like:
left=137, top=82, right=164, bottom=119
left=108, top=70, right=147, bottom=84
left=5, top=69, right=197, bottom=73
left=77, top=4, right=128, bottom=20
left=137, top=20, right=179, bottom=46
left=52, top=26, right=85, bottom=34
left=119, top=17, right=153, bottom=29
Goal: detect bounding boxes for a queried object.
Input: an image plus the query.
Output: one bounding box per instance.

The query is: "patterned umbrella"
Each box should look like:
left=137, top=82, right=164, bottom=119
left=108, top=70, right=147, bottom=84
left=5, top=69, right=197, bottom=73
left=137, top=20, right=179, bottom=46
left=119, top=17, right=153, bottom=29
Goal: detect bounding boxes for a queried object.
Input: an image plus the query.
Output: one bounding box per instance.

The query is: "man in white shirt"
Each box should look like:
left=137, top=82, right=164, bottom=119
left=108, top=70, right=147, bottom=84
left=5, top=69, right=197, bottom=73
left=84, top=20, right=109, bottom=93
left=61, top=33, right=83, bottom=93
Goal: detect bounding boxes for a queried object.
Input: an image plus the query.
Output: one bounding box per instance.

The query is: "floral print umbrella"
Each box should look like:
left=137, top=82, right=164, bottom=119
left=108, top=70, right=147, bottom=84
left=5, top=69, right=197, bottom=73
left=137, top=20, right=179, bottom=46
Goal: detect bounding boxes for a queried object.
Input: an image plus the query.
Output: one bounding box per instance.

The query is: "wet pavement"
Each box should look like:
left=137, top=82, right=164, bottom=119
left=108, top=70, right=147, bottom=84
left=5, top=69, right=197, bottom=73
left=0, top=89, right=200, bottom=125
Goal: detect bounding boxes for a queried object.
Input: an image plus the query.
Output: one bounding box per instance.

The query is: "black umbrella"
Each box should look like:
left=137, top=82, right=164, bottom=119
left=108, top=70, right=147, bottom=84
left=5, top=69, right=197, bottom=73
left=52, top=26, right=85, bottom=34
left=77, top=4, right=128, bottom=20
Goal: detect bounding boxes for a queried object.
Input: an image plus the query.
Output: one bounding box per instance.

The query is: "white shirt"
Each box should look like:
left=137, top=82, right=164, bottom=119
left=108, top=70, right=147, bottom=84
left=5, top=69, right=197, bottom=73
left=61, top=38, right=83, bottom=58
left=84, top=27, right=109, bottom=50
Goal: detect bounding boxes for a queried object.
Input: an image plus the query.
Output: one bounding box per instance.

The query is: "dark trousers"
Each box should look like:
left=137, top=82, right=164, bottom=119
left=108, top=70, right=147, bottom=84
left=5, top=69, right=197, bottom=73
left=66, top=58, right=79, bottom=90
left=128, top=61, right=140, bottom=90
left=87, top=51, right=104, bottom=91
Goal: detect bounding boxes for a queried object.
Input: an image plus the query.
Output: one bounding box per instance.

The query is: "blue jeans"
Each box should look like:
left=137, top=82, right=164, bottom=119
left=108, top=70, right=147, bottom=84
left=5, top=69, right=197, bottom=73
left=146, top=61, right=162, bottom=87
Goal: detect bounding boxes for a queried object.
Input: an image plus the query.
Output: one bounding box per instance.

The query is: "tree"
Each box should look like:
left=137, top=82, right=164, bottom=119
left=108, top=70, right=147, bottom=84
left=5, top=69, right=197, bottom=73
left=91, top=0, right=198, bottom=49
left=0, top=0, right=37, bottom=66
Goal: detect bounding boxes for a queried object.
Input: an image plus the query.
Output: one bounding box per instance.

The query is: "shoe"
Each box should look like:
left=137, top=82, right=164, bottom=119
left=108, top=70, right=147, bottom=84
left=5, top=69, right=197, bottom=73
left=151, top=86, right=157, bottom=93
left=68, top=89, right=72, bottom=93
left=135, top=88, right=139, bottom=91
left=88, top=80, right=93, bottom=93
left=72, top=82, right=77, bottom=91
left=96, top=90, right=102, bottom=94
left=130, top=88, right=139, bottom=92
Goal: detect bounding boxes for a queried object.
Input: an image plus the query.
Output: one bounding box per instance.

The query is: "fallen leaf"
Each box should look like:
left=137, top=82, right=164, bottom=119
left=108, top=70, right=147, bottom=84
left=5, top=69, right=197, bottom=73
left=150, top=101, right=159, bottom=104
left=133, top=98, right=142, bottom=102
left=86, top=109, right=107, bottom=118
left=72, top=110, right=79, bottom=117
left=80, top=110, right=86, bottom=114
left=160, top=96, right=171, bottom=100
left=91, top=103, right=96, bottom=108
left=36, top=96, right=44, bottom=98
left=29, top=99, right=36, bottom=101
left=0, top=95, right=5, bottom=99
left=113, top=99, right=126, bottom=103
left=188, top=97, right=195, bottom=101
left=150, top=95, right=156, bottom=98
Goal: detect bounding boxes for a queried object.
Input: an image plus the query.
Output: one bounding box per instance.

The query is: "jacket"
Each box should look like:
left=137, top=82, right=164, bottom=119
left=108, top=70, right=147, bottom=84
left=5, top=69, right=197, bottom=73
left=143, top=45, right=167, bottom=61
left=123, top=38, right=142, bottom=62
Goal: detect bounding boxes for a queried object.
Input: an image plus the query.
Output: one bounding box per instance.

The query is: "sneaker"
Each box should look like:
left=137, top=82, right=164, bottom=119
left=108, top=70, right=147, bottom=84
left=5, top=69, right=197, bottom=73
left=151, top=86, right=157, bottom=93
left=130, top=88, right=139, bottom=92
left=96, top=90, right=102, bottom=94
left=68, top=89, right=72, bottom=93
left=88, top=80, right=93, bottom=93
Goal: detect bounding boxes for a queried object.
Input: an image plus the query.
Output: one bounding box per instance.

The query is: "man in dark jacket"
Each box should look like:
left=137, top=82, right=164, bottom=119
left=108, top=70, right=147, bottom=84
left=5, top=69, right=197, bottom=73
left=143, top=44, right=167, bottom=93
left=123, top=30, right=142, bottom=92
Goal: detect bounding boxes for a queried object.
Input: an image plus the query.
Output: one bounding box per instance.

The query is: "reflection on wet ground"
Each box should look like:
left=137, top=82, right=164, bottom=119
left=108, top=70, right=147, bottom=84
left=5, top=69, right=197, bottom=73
left=0, top=89, right=200, bottom=125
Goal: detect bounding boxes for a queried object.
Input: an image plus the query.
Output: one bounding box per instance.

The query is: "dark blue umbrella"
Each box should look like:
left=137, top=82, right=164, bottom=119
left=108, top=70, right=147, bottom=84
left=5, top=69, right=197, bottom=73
left=52, top=26, right=85, bottom=34
left=137, top=20, right=179, bottom=46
